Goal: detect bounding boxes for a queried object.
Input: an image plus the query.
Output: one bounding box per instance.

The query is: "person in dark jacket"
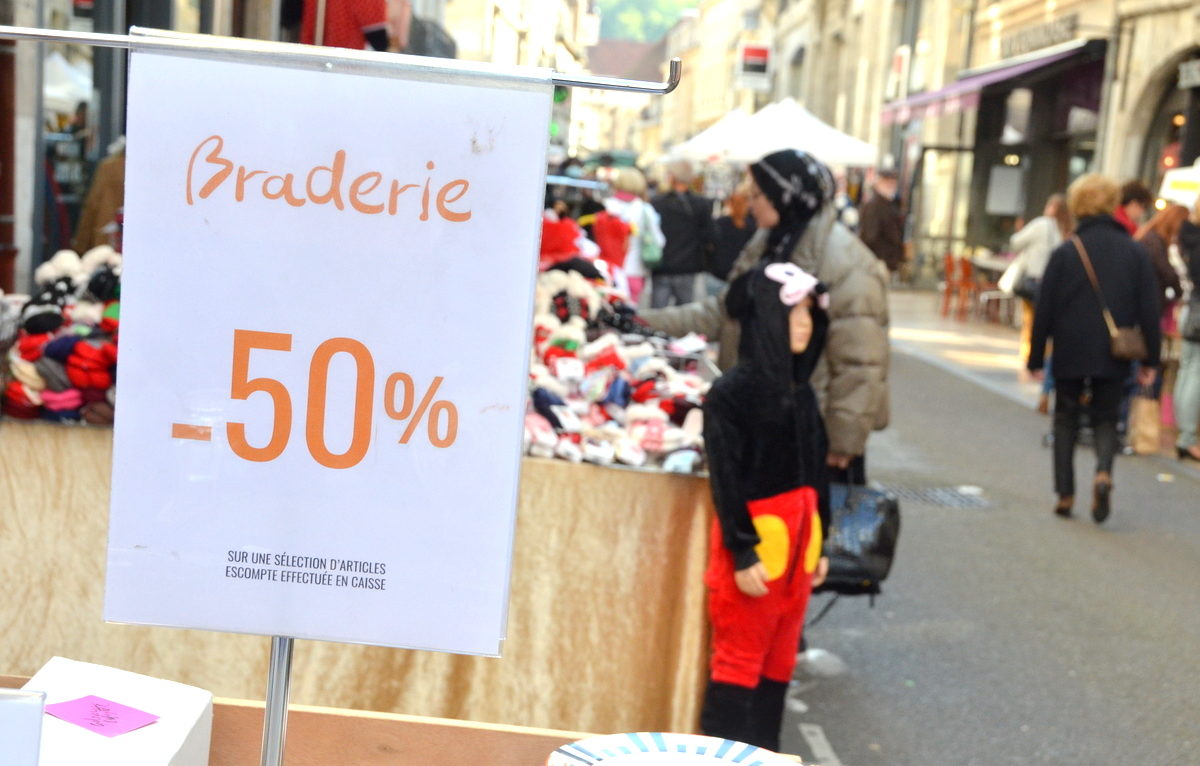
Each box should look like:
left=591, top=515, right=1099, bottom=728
left=857, top=167, right=905, bottom=273
left=1028, top=174, right=1161, bottom=523
left=708, top=187, right=757, bottom=285
left=700, top=260, right=830, bottom=752
left=649, top=159, right=716, bottom=307
left=1174, top=205, right=1200, bottom=462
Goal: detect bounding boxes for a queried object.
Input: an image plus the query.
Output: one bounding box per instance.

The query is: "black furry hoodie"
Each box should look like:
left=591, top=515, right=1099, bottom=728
left=702, top=265, right=831, bottom=570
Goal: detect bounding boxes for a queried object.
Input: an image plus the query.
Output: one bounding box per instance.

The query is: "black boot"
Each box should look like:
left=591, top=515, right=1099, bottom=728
left=747, top=678, right=789, bottom=752
left=699, top=680, right=754, bottom=742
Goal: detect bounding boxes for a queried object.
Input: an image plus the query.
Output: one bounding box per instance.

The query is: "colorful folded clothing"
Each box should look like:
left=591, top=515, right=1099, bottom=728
left=40, top=388, right=84, bottom=411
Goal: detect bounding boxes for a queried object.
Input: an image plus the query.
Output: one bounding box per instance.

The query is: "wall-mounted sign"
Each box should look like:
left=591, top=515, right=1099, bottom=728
left=1000, top=14, right=1079, bottom=59
left=739, top=43, right=772, bottom=92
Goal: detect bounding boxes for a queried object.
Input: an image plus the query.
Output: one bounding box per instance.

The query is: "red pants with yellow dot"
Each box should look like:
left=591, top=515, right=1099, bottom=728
left=705, top=486, right=822, bottom=688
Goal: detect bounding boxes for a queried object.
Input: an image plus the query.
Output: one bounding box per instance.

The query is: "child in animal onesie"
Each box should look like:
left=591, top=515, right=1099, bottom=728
left=699, top=261, right=831, bottom=752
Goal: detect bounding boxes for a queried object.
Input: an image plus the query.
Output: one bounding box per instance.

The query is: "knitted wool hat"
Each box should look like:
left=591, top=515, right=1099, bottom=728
left=43, top=335, right=80, bottom=362
left=40, top=407, right=82, bottom=422
left=20, top=303, right=64, bottom=335
left=17, top=333, right=52, bottom=361
left=40, top=388, right=84, bottom=411
left=81, top=386, right=109, bottom=404
left=2, top=394, right=40, bottom=419
left=100, top=300, right=120, bottom=335
left=81, top=400, right=115, bottom=426
left=10, top=357, right=46, bottom=391
left=34, top=356, right=72, bottom=392
left=87, top=265, right=121, bottom=302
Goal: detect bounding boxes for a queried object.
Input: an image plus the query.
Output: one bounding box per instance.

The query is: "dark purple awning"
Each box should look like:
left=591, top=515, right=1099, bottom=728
left=881, top=42, right=1085, bottom=126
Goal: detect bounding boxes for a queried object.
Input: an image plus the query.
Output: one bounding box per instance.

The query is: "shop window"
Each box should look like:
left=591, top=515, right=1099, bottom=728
left=1002, top=88, right=1031, bottom=145
left=1053, top=60, right=1102, bottom=136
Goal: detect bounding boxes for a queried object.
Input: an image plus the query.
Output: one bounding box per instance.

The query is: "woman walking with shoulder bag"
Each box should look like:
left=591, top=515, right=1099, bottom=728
left=1027, top=174, right=1162, bottom=523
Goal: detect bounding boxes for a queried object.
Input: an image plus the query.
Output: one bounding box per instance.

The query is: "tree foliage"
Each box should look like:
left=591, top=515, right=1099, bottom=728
left=597, top=0, right=698, bottom=42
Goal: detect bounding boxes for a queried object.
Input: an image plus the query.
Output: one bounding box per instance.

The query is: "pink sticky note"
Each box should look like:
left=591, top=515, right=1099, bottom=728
left=44, top=695, right=159, bottom=738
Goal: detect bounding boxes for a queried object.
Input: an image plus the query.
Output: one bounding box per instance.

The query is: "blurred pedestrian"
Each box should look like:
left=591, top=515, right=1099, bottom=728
left=640, top=149, right=889, bottom=483
left=1133, top=204, right=1187, bottom=313
left=1006, top=193, right=1071, bottom=381
left=1113, top=180, right=1152, bottom=236
left=858, top=167, right=905, bottom=274
left=649, top=159, right=716, bottom=307
left=300, top=0, right=390, bottom=50
left=604, top=167, right=663, bottom=306
left=1174, top=199, right=1200, bottom=463
left=706, top=186, right=757, bottom=294
left=1027, top=174, right=1161, bottom=523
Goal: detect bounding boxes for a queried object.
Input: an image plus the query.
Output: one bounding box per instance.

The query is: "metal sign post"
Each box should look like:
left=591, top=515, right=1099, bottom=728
left=0, top=23, right=680, bottom=766
left=261, top=636, right=294, bottom=766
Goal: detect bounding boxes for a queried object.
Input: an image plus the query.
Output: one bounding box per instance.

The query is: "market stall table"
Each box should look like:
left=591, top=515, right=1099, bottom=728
left=0, top=422, right=713, bottom=735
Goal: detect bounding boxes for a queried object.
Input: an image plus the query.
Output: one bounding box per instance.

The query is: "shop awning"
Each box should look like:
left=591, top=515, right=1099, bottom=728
left=881, top=39, right=1093, bottom=126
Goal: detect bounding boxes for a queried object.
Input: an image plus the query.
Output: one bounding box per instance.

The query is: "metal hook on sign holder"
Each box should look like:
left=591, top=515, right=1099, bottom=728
left=0, top=24, right=682, bottom=94
left=0, top=21, right=680, bottom=766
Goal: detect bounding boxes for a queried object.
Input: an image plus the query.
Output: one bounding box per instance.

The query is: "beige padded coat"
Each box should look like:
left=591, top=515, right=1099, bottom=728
left=641, top=203, right=890, bottom=458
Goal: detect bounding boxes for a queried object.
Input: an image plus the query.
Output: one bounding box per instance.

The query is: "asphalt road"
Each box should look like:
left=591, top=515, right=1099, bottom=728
left=780, top=349, right=1200, bottom=766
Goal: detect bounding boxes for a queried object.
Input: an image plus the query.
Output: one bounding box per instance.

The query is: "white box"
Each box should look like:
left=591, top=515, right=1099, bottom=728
left=22, top=657, right=212, bottom=766
left=0, top=688, right=46, bottom=766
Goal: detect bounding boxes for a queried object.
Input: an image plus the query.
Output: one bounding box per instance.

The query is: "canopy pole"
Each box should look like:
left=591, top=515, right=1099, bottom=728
left=0, top=24, right=681, bottom=94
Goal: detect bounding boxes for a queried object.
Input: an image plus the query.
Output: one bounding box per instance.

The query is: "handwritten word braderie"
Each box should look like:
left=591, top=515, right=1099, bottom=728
left=186, top=135, right=472, bottom=222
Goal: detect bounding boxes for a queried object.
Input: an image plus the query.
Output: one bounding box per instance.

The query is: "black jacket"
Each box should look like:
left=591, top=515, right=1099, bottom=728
left=650, top=191, right=715, bottom=275
left=858, top=192, right=904, bottom=272
left=709, top=215, right=757, bottom=281
left=1028, top=215, right=1162, bottom=379
left=703, top=267, right=831, bottom=569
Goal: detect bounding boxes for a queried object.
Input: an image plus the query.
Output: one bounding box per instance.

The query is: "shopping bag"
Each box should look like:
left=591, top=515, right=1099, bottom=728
left=638, top=204, right=663, bottom=269
left=997, top=255, right=1023, bottom=296
left=1128, top=387, right=1161, bottom=455
left=815, top=483, right=901, bottom=596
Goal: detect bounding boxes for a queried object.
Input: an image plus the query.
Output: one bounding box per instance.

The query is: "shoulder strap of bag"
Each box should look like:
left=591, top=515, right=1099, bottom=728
left=1072, top=234, right=1120, bottom=340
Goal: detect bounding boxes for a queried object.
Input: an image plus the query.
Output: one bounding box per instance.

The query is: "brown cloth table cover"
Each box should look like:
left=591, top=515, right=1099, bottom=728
left=0, top=422, right=711, bottom=734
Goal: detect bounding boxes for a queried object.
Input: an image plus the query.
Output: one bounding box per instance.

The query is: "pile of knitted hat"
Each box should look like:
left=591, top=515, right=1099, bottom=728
left=2, top=246, right=121, bottom=425
left=525, top=268, right=709, bottom=473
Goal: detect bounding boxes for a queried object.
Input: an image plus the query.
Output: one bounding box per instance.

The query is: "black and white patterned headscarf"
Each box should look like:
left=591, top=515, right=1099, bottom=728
left=749, top=149, right=833, bottom=261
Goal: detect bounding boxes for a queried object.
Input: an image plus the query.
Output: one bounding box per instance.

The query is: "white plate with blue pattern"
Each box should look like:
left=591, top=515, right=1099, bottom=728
left=546, top=732, right=798, bottom=765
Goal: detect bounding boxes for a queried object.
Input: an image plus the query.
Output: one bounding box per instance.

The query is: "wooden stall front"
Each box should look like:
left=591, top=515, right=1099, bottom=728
left=0, top=422, right=713, bottom=735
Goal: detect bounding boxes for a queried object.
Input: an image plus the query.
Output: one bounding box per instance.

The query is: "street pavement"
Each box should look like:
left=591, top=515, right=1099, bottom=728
left=779, top=289, right=1200, bottom=766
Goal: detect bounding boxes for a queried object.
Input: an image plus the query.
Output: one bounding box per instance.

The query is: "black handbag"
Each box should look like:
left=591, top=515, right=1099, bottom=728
left=815, top=480, right=901, bottom=597
left=1012, top=275, right=1040, bottom=303
left=1182, top=299, right=1200, bottom=343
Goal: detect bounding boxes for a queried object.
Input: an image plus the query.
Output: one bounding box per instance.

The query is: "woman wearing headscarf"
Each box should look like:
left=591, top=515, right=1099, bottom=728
left=1027, top=174, right=1161, bottom=523
left=640, top=149, right=890, bottom=482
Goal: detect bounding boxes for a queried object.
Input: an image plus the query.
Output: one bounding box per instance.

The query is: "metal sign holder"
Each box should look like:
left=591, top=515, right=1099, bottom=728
left=0, top=22, right=679, bottom=766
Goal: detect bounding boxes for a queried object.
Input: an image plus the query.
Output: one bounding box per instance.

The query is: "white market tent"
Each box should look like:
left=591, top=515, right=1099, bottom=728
left=719, top=98, right=878, bottom=167
left=673, top=108, right=751, bottom=162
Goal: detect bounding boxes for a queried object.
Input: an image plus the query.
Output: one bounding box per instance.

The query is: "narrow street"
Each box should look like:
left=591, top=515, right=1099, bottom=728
left=781, top=291, right=1200, bottom=766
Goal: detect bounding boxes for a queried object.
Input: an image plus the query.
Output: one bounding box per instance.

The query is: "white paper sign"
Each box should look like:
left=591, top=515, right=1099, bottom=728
left=0, top=688, right=45, bottom=766
left=105, top=50, right=552, bottom=655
